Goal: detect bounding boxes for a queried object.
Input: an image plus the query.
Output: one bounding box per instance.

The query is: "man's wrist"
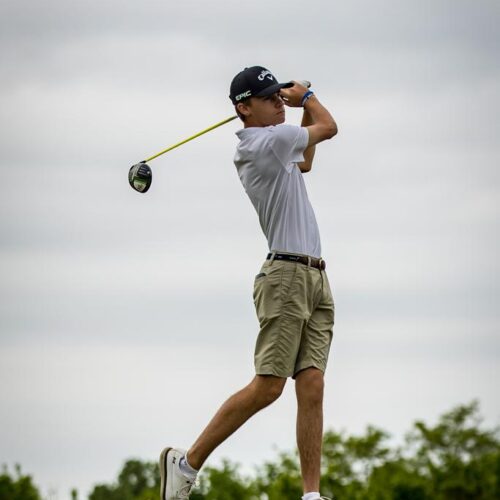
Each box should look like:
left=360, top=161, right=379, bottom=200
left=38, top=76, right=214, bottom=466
left=301, top=90, right=314, bottom=107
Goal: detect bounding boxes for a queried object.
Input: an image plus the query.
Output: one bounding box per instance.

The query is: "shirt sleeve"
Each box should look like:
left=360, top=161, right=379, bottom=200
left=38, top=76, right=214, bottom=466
left=268, top=124, right=309, bottom=168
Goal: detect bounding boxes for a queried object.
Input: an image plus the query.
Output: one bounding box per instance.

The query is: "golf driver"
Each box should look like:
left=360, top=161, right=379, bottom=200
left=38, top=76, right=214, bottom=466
left=129, top=115, right=238, bottom=193
left=128, top=80, right=311, bottom=193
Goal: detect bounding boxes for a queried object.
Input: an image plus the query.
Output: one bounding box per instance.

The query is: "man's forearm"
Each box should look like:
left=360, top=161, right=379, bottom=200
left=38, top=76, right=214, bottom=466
left=281, top=83, right=338, bottom=170
left=301, top=107, right=314, bottom=127
left=299, top=108, right=316, bottom=172
left=303, top=95, right=337, bottom=136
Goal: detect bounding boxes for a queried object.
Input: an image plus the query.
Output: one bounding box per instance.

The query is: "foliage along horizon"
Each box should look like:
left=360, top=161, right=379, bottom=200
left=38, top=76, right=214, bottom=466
left=2, top=401, right=499, bottom=500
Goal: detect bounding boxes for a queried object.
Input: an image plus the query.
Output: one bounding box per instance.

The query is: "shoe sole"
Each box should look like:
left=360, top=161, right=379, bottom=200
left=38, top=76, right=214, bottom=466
left=159, top=447, right=173, bottom=500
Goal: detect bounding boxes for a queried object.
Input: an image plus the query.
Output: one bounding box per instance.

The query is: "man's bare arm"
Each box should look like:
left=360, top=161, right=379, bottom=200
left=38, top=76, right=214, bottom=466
left=298, top=107, right=316, bottom=173
left=302, top=94, right=337, bottom=147
left=280, top=82, right=338, bottom=172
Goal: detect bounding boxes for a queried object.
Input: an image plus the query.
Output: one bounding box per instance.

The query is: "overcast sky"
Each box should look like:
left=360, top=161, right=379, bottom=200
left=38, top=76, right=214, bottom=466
left=0, top=1, right=499, bottom=498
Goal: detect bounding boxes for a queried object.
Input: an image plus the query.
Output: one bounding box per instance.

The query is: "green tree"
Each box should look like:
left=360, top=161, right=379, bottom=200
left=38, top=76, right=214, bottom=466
left=254, top=450, right=303, bottom=499
left=193, top=459, right=257, bottom=500
left=363, top=401, right=500, bottom=500
left=364, top=457, right=428, bottom=500
left=0, top=464, right=41, bottom=500
left=320, top=425, right=391, bottom=499
left=86, top=401, right=500, bottom=499
left=89, top=459, right=159, bottom=500
left=407, top=400, right=500, bottom=499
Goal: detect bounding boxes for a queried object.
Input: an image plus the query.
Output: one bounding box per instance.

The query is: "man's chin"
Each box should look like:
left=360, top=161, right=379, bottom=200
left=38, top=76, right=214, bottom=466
left=276, top=113, right=286, bottom=124
left=262, top=114, right=286, bottom=127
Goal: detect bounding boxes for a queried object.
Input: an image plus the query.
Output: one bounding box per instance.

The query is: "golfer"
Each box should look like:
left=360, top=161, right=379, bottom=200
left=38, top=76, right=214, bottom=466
left=161, top=66, right=338, bottom=500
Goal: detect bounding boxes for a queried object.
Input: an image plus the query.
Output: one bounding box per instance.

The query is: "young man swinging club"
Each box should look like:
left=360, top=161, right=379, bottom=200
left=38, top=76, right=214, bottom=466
left=160, top=66, right=338, bottom=500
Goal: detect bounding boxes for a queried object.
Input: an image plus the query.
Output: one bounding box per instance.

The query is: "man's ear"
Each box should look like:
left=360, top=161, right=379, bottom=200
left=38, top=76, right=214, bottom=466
left=236, top=101, right=251, bottom=119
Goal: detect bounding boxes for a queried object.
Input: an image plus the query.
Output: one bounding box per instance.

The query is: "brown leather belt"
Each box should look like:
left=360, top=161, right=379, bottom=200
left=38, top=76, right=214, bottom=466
left=267, top=252, right=326, bottom=270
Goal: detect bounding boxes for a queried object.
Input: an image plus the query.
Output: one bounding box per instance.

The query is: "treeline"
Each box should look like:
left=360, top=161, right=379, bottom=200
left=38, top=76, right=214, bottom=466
left=2, top=401, right=499, bottom=499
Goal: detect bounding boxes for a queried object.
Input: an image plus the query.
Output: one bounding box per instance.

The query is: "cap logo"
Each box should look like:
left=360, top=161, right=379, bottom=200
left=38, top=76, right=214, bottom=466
left=258, top=70, right=274, bottom=82
left=235, top=90, right=252, bottom=101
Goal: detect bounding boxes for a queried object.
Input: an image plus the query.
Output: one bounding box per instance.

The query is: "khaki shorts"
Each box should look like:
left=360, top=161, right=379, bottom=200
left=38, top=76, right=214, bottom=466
left=253, top=257, right=335, bottom=378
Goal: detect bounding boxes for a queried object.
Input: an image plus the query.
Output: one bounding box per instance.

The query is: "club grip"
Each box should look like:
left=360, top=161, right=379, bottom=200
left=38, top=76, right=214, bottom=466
left=296, top=80, right=311, bottom=88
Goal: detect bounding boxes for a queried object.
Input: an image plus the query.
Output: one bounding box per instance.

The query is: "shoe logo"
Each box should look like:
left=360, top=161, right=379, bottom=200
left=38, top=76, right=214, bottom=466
left=258, top=70, right=275, bottom=82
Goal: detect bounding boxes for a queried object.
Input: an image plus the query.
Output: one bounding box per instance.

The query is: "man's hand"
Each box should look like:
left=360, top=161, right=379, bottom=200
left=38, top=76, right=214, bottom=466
left=280, top=81, right=310, bottom=107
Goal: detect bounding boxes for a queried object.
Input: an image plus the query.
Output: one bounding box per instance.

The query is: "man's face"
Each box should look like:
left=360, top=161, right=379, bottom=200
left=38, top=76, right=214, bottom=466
left=239, top=93, right=286, bottom=127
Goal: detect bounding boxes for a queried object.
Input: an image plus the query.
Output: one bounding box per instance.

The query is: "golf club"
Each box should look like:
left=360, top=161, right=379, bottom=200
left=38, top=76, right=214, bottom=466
left=128, top=81, right=311, bottom=193
left=129, top=115, right=238, bottom=193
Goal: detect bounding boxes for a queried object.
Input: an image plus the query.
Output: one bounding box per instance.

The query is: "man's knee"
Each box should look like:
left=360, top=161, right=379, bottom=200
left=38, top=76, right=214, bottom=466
left=253, top=375, right=286, bottom=407
left=295, top=368, right=324, bottom=405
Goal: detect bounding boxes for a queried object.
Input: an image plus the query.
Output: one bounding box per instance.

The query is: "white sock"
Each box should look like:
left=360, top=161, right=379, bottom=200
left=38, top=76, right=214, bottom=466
left=302, top=493, right=320, bottom=500
left=179, top=454, right=198, bottom=480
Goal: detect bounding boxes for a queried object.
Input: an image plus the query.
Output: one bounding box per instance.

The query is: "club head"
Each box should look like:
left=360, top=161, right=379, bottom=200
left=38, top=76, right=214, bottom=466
left=129, top=162, right=152, bottom=193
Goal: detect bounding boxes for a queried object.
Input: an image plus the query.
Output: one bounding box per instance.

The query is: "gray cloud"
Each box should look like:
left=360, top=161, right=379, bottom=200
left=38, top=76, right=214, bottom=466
left=2, top=1, right=498, bottom=50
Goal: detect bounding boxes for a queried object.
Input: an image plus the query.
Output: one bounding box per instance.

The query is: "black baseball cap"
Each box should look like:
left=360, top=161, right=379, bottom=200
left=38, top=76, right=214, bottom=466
left=229, top=66, right=293, bottom=105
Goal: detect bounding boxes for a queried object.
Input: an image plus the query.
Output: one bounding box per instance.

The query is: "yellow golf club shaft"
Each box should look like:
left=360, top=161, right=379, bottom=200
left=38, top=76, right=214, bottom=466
left=143, top=115, right=238, bottom=163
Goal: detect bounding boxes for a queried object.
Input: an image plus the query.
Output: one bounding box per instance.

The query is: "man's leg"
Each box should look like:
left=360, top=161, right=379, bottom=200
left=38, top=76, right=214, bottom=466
left=186, top=374, right=286, bottom=470
left=295, top=367, right=324, bottom=493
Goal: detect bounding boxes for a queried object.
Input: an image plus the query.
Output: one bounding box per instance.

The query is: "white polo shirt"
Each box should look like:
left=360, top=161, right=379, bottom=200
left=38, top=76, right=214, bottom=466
left=234, top=124, right=322, bottom=258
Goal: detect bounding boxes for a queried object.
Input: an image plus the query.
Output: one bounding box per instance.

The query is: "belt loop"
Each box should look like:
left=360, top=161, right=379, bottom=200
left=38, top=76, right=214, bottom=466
left=270, top=251, right=276, bottom=265
left=307, top=256, right=311, bottom=267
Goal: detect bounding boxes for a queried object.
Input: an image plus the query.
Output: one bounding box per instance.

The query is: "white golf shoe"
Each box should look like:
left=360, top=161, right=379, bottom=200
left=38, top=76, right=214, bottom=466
left=159, top=447, right=196, bottom=500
